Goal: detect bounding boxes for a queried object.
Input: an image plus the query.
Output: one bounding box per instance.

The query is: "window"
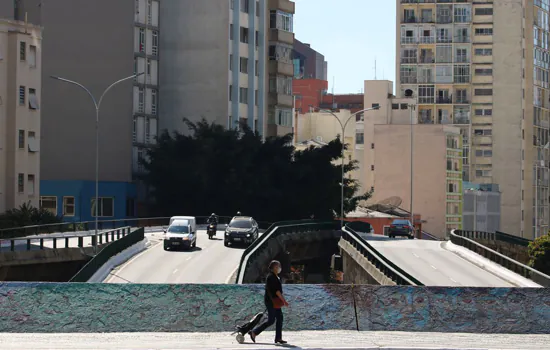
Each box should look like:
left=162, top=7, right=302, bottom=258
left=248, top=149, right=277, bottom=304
left=29, top=45, right=36, bottom=67
left=475, top=48, right=492, bottom=56
left=230, top=24, right=234, bottom=41
left=401, top=104, right=408, bottom=110
left=241, top=0, right=249, bottom=13
left=255, top=60, right=259, bottom=76
left=229, top=85, right=233, bottom=101
left=28, top=88, right=39, bottom=109
left=28, top=131, right=38, bottom=152
left=268, top=43, right=293, bottom=62
left=356, top=132, right=364, bottom=145
left=240, top=57, right=248, bottom=73
left=256, top=1, right=260, bottom=17
left=475, top=8, right=493, bottom=16
left=27, top=175, right=35, bottom=195
left=475, top=89, right=493, bottom=96
left=229, top=54, right=233, bottom=71
left=392, top=103, right=399, bottom=110
left=91, top=197, right=114, bottom=217
left=371, top=165, right=375, bottom=171
left=133, top=117, right=137, bottom=142
left=17, top=173, right=24, bottom=193
left=240, top=26, right=249, bottom=43
left=126, top=198, right=136, bottom=217
left=152, top=31, right=158, bottom=55
left=475, top=68, right=493, bottom=76
left=139, top=28, right=145, bottom=52
left=151, top=89, right=157, bottom=115
left=147, top=0, right=152, bottom=24
left=474, top=129, right=492, bottom=136
left=19, top=86, right=25, bottom=105
left=138, top=87, right=144, bottom=112
left=147, top=59, right=151, bottom=75
left=40, top=196, right=57, bottom=215
left=18, top=130, right=25, bottom=149
left=255, top=90, right=258, bottom=106
left=239, top=87, right=248, bottom=104
left=145, top=117, right=150, bottom=143
left=275, top=108, right=292, bottom=127
left=476, top=169, right=492, bottom=177
left=20, top=41, right=26, bottom=60
left=475, top=149, right=493, bottom=157
left=475, top=28, right=493, bottom=36
left=475, top=109, right=492, bottom=116
left=371, top=143, right=375, bottom=149
left=372, top=103, right=379, bottom=108
left=255, top=30, right=259, bottom=48
left=63, top=197, right=75, bottom=216
left=270, top=10, right=293, bottom=32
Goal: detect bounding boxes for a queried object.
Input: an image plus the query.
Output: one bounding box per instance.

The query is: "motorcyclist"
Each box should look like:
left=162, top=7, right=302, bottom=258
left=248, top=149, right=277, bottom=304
left=208, top=213, right=218, bottom=225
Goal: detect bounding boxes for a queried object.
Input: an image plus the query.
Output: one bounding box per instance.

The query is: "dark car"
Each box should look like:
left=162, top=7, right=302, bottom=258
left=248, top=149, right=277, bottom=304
left=388, top=219, right=414, bottom=239
left=224, top=216, right=259, bottom=247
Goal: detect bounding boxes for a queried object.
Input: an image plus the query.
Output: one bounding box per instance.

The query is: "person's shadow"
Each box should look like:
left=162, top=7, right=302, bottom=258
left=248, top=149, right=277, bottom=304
left=244, top=342, right=298, bottom=348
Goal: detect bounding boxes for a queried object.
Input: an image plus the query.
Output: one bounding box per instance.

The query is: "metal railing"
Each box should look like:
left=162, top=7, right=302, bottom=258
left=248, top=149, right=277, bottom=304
left=69, top=227, right=145, bottom=282
left=0, top=215, right=272, bottom=239
left=450, top=229, right=550, bottom=287
left=341, top=226, right=424, bottom=286
left=0, top=226, right=131, bottom=252
left=236, top=220, right=339, bottom=284
left=456, top=230, right=532, bottom=247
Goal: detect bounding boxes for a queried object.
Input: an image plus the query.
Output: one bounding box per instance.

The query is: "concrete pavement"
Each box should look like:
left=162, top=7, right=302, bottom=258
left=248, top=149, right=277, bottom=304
left=105, top=229, right=245, bottom=283
left=1, top=331, right=549, bottom=349
left=364, top=235, right=514, bottom=287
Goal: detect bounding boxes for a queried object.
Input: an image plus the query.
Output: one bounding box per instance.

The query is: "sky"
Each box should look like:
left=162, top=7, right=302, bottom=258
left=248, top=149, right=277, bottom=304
left=293, top=0, right=396, bottom=94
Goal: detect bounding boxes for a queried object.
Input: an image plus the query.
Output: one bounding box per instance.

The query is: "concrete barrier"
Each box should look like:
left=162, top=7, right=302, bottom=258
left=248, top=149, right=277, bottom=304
left=0, top=283, right=548, bottom=334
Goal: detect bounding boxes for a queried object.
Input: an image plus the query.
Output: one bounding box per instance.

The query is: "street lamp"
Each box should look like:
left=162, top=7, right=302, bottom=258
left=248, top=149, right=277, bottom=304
left=51, top=72, right=144, bottom=254
left=310, top=106, right=380, bottom=228
left=408, top=103, right=416, bottom=237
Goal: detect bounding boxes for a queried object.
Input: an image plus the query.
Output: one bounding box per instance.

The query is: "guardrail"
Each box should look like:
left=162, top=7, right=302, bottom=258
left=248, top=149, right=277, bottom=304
left=341, top=226, right=424, bottom=286
left=457, top=229, right=532, bottom=247
left=0, top=227, right=132, bottom=252
left=69, top=227, right=144, bottom=282
left=450, top=229, right=550, bottom=287
left=0, top=215, right=272, bottom=239
left=236, top=220, right=338, bottom=284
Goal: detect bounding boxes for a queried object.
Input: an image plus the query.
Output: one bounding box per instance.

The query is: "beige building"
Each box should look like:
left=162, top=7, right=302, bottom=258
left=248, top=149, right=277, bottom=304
left=295, top=110, right=359, bottom=178
left=0, top=19, right=42, bottom=213
left=373, top=124, right=463, bottom=236
left=396, top=0, right=547, bottom=239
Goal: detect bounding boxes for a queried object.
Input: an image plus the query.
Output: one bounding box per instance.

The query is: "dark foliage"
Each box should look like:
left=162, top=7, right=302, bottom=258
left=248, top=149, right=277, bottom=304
left=140, top=119, right=372, bottom=223
left=0, top=202, right=62, bottom=229
left=528, top=232, right=550, bottom=275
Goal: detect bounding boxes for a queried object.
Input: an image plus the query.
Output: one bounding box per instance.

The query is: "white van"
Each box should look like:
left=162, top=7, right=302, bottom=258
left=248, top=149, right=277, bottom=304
left=164, top=219, right=197, bottom=250
left=169, top=216, right=196, bottom=233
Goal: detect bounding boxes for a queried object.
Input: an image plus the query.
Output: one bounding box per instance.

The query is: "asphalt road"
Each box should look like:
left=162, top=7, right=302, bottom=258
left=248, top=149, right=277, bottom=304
left=365, top=235, right=514, bottom=287
left=105, top=230, right=246, bottom=284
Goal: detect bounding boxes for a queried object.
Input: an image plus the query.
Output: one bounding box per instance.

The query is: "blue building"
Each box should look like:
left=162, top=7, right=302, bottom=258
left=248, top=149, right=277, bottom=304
left=39, top=180, right=136, bottom=223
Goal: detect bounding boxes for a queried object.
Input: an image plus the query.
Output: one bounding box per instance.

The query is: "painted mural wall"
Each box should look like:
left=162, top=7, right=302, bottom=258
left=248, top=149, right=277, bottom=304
left=0, top=283, right=548, bottom=334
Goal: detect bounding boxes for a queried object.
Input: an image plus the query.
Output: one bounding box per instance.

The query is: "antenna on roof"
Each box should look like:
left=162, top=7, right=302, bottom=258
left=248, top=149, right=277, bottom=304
left=332, top=76, right=335, bottom=105
left=374, top=58, right=377, bottom=80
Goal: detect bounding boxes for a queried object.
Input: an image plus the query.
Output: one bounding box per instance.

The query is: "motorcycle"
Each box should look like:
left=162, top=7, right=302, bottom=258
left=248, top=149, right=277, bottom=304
left=207, top=223, right=217, bottom=239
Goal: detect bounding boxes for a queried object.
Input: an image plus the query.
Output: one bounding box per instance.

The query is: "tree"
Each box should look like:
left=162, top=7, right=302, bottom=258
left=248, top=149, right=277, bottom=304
left=528, top=232, right=550, bottom=275
left=141, top=119, right=372, bottom=223
left=0, top=202, right=62, bottom=229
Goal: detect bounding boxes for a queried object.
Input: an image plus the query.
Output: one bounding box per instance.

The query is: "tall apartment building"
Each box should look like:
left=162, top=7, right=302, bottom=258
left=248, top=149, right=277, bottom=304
left=396, top=0, right=547, bottom=239
left=293, top=39, right=328, bottom=80
left=1, top=0, right=160, bottom=221
left=159, top=0, right=295, bottom=138
left=0, top=19, right=42, bottom=214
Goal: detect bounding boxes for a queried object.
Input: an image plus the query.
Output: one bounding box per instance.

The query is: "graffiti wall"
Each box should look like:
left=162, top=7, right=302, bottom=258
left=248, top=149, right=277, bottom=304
left=0, top=283, right=548, bottom=334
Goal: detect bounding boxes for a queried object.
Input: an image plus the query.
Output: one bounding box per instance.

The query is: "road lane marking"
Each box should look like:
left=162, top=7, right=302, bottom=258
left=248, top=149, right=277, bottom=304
left=186, top=256, right=192, bottom=261
left=105, top=239, right=159, bottom=283
left=172, top=269, right=178, bottom=274
left=450, top=278, right=458, bottom=283
left=226, top=265, right=239, bottom=284
left=412, top=253, right=419, bottom=258
left=431, top=265, right=437, bottom=270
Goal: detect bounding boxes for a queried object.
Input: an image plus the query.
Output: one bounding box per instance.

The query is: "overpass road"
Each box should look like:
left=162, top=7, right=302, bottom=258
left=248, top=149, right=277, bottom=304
left=106, top=230, right=245, bottom=284
left=363, top=234, right=514, bottom=287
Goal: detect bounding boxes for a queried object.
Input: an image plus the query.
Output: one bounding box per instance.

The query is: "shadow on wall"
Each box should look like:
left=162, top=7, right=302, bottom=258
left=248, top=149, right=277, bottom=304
left=0, top=284, right=548, bottom=334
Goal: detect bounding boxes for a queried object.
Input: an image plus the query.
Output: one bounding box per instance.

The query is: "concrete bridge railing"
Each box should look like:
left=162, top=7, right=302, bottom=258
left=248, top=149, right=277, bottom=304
left=340, top=226, right=424, bottom=286
left=450, top=229, right=550, bottom=287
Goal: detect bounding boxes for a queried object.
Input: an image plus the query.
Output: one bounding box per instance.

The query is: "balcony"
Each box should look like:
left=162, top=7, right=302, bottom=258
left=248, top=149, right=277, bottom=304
left=436, top=17, right=453, bottom=24
left=269, top=61, right=294, bottom=77
left=436, top=97, right=453, bottom=104
left=269, top=0, right=295, bottom=13
left=454, top=116, right=470, bottom=125
left=420, top=36, right=435, bottom=44
left=401, top=57, right=418, bottom=64
left=437, top=36, right=453, bottom=43
left=418, top=76, right=434, bottom=83
left=455, top=36, right=470, bottom=43
left=401, top=0, right=435, bottom=3
left=401, top=37, right=418, bottom=44
left=454, top=76, right=470, bottom=84
left=269, top=93, right=293, bottom=107
left=267, top=123, right=293, bottom=137
left=401, top=76, right=418, bottom=84
left=455, top=57, right=470, bottom=63
left=420, top=55, right=435, bottom=64
left=269, top=28, right=294, bottom=45
left=403, top=16, right=417, bottom=23
left=455, top=98, right=470, bottom=104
